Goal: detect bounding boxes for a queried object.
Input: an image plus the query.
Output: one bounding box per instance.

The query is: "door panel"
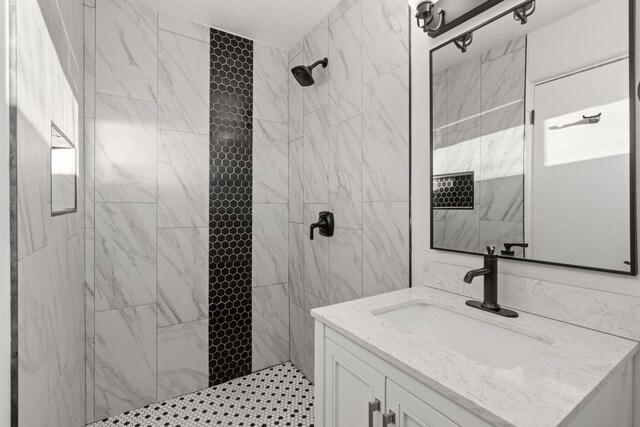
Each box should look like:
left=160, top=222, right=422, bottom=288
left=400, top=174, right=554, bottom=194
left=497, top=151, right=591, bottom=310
left=325, top=339, right=386, bottom=427
left=386, top=379, right=458, bottom=427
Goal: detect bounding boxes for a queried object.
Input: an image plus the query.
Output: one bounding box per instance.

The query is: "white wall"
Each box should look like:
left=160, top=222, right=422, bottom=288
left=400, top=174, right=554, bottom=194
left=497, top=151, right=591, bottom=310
left=0, top=0, right=11, bottom=423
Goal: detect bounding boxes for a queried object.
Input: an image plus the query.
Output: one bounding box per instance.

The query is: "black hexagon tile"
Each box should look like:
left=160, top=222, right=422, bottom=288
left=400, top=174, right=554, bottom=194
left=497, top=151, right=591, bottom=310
left=209, top=28, right=254, bottom=386
left=433, top=172, right=475, bottom=210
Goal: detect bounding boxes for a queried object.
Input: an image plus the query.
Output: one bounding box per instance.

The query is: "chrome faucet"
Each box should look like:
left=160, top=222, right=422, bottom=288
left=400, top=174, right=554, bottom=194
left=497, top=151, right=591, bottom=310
left=463, top=246, right=518, bottom=318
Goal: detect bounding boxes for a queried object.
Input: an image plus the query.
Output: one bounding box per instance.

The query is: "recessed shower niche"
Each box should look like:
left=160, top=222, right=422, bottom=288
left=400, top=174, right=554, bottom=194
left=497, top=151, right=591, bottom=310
left=51, top=122, right=77, bottom=216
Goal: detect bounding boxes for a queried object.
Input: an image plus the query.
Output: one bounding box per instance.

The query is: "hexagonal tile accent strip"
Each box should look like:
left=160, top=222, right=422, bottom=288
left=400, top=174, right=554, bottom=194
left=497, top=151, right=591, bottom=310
left=209, top=28, right=253, bottom=386
left=433, top=172, right=474, bottom=210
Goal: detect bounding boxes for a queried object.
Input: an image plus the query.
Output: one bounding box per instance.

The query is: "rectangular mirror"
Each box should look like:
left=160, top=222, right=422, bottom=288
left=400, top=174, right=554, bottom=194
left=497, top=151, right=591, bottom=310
left=51, top=122, right=77, bottom=216
left=430, top=0, right=636, bottom=274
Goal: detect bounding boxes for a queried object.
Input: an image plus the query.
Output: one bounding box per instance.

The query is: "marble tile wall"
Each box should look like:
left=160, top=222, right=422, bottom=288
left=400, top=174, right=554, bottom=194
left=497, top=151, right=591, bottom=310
left=16, top=0, right=86, bottom=424
left=252, top=41, right=291, bottom=373
left=432, top=38, right=526, bottom=255
left=86, top=0, right=211, bottom=420
left=287, top=0, right=410, bottom=382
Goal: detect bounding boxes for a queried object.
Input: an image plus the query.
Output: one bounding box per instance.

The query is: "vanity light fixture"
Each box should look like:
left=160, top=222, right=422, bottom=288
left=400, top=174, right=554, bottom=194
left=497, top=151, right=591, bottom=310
left=454, top=32, right=473, bottom=53
left=408, top=0, right=445, bottom=34
left=513, top=0, right=535, bottom=24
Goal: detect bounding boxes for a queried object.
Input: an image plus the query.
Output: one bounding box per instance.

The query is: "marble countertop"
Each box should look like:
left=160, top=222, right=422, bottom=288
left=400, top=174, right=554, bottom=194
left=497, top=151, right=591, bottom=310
left=311, top=286, right=639, bottom=427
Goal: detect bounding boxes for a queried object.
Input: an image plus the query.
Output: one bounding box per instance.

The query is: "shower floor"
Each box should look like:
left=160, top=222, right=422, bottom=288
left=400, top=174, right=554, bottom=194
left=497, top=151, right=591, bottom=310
left=90, top=362, right=314, bottom=427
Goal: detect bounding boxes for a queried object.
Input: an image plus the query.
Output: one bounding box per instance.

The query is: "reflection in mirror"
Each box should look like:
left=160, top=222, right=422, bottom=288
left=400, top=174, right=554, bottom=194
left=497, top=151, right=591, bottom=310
left=430, top=0, right=635, bottom=274
left=51, top=123, right=77, bottom=216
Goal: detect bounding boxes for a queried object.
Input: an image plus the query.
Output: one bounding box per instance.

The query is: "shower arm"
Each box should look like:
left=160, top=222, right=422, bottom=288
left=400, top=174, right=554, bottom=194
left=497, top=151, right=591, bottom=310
left=309, top=59, right=327, bottom=71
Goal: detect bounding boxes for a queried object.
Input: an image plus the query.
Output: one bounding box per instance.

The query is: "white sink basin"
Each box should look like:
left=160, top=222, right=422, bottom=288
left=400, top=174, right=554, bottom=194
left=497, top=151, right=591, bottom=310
left=376, top=303, right=551, bottom=369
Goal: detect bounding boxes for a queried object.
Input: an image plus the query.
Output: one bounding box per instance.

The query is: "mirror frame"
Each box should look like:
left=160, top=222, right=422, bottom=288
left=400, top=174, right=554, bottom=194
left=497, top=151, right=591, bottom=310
left=429, top=0, right=638, bottom=276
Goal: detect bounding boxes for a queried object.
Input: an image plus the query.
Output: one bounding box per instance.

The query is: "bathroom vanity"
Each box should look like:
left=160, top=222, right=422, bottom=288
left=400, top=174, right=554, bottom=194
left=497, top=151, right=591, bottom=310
left=312, top=287, right=638, bottom=427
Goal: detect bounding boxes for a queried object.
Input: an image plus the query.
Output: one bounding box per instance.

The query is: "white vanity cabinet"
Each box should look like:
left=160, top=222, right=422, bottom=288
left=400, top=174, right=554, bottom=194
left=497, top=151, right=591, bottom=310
left=317, top=324, right=493, bottom=427
left=315, top=319, right=635, bottom=427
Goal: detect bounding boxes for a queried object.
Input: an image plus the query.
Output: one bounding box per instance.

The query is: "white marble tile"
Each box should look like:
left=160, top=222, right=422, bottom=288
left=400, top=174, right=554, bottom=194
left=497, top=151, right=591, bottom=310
left=157, top=228, right=208, bottom=327
left=96, top=0, right=157, bottom=101
left=289, top=222, right=305, bottom=308
left=253, top=119, right=288, bottom=204
left=443, top=208, right=480, bottom=252
left=304, top=204, right=330, bottom=301
left=288, top=51, right=304, bottom=141
left=18, top=249, right=50, bottom=427
left=67, top=235, right=85, bottom=378
left=329, top=228, right=362, bottom=305
left=432, top=80, right=448, bottom=132
left=363, top=64, right=409, bottom=202
left=480, top=99, right=524, bottom=142
left=95, top=203, right=156, bottom=311
left=95, top=304, right=157, bottom=419
left=432, top=127, right=481, bottom=176
left=47, top=361, right=85, bottom=427
left=289, top=302, right=306, bottom=375
left=481, top=47, right=525, bottom=112
left=328, top=1, right=361, bottom=123
left=158, top=31, right=210, bottom=134
left=329, top=115, right=362, bottom=229
left=95, top=94, right=157, bottom=203
left=16, top=4, right=51, bottom=259
left=289, top=137, right=304, bottom=223
left=84, top=117, right=95, bottom=228
left=362, top=0, right=408, bottom=83
left=252, top=283, right=290, bottom=371
left=363, top=202, right=409, bottom=297
left=303, top=107, right=330, bottom=204
left=288, top=39, right=304, bottom=63
left=158, top=129, right=209, bottom=228
left=84, top=5, right=96, bottom=118
left=253, top=204, right=288, bottom=287
left=445, top=56, right=481, bottom=131
left=254, top=42, right=288, bottom=123
left=480, top=175, right=524, bottom=222
left=86, top=229, right=95, bottom=339
left=303, top=18, right=329, bottom=115
left=479, top=125, right=524, bottom=182
left=303, top=292, right=328, bottom=382
left=86, top=339, right=95, bottom=423
left=157, top=319, right=208, bottom=401
left=48, top=218, right=72, bottom=394
left=481, top=36, right=526, bottom=63
left=329, top=0, right=360, bottom=23
left=159, top=11, right=210, bottom=42
left=479, top=220, right=525, bottom=255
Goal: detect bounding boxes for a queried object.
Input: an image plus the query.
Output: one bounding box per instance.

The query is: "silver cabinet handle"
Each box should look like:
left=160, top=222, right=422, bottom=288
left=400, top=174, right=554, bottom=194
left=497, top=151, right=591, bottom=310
left=383, top=410, right=396, bottom=427
left=368, top=399, right=381, bottom=427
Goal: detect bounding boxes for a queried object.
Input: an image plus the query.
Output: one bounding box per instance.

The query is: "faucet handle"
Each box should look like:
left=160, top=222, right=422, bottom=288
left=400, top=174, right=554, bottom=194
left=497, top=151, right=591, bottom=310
left=486, top=246, right=495, bottom=255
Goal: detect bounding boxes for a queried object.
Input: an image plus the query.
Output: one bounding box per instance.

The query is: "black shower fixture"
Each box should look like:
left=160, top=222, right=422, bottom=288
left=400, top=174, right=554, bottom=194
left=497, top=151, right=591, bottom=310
left=291, top=58, right=328, bottom=87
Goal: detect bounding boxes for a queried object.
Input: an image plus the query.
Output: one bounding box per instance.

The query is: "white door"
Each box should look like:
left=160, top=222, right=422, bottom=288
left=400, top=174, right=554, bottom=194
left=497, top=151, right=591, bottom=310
left=324, top=339, right=386, bottom=427
left=385, top=379, right=458, bottom=427
left=529, top=58, right=630, bottom=270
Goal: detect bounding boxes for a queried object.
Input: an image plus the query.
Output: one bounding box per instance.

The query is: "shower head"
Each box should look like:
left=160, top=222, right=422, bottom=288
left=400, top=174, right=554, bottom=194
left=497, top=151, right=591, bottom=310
left=291, top=58, right=328, bottom=87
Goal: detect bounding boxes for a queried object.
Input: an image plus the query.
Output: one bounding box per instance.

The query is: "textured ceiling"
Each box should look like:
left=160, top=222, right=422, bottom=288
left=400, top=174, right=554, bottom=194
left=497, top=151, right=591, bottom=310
left=133, top=0, right=343, bottom=49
